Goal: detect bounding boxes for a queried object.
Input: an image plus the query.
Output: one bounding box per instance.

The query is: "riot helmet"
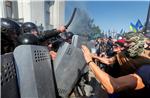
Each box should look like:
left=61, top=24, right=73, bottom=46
left=21, top=22, right=39, bottom=36
left=17, top=22, right=23, bottom=27
left=65, top=32, right=74, bottom=40
left=1, top=18, right=20, bottom=36
left=1, top=18, right=21, bottom=54
left=18, top=33, right=39, bottom=45
left=61, top=31, right=74, bottom=44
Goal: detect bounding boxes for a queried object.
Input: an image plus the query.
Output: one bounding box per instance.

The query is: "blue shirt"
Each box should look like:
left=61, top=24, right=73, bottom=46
left=136, top=65, right=150, bottom=88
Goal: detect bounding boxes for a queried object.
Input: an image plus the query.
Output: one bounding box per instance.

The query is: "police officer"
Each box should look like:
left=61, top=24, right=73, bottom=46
left=18, top=23, right=66, bottom=45
left=1, top=18, right=21, bottom=54
left=21, top=22, right=39, bottom=36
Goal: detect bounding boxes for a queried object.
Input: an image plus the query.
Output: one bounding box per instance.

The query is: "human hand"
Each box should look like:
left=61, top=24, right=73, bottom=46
left=57, top=26, right=66, bottom=33
left=81, top=45, right=93, bottom=64
left=49, top=51, right=57, bottom=60
left=91, top=53, right=98, bottom=59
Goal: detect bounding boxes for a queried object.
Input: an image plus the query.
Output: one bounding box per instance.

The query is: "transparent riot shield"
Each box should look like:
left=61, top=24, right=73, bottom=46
left=53, top=42, right=87, bottom=97
left=1, top=53, right=20, bottom=98
left=13, top=45, right=56, bottom=98
left=71, top=35, right=88, bottom=48
left=71, top=35, right=89, bottom=76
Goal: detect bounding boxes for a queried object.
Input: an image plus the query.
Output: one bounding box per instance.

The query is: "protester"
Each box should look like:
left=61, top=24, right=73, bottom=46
left=81, top=32, right=150, bottom=97
left=106, top=36, right=114, bottom=56
left=81, top=45, right=150, bottom=97
left=91, top=32, right=150, bottom=75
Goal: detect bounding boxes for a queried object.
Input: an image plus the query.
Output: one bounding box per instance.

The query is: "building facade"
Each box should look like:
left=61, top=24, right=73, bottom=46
left=0, top=0, right=65, bottom=30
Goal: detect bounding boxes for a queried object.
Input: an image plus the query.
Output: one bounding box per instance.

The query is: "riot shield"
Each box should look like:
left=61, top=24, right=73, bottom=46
left=1, top=53, right=20, bottom=98
left=71, top=35, right=89, bottom=75
left=13, top=45, right=56, bottom=98
left=53, top=42, right=87, bottom=97
left=71, top=35, right=88, bottom=48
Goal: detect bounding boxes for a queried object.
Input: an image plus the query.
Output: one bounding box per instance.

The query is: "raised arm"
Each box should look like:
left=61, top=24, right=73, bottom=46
left=81, top=45, right=145, bottom=94
left=91, top=54, right=116, bottom=65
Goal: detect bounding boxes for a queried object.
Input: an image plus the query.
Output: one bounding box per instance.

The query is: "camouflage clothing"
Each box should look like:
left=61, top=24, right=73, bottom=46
left=124, top=32, right=146, bottom=58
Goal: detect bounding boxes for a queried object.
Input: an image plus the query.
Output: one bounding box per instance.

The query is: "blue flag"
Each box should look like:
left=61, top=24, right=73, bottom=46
left=135, top=19, right=143, bottom=30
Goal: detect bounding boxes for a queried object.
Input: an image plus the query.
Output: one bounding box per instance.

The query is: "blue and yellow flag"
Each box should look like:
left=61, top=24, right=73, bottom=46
left=130, top=22, right=138, bottom=32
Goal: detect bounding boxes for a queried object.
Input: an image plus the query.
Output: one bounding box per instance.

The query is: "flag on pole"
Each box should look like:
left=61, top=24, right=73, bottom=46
left=135, top=19, right=143, bottom=30
left=130, top=22, right=138, bottom=32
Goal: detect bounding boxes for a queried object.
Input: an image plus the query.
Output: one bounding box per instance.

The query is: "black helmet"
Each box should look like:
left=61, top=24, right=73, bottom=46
left=17, top=22, right=24, bottom=27
left=61, top=32, right=74, bottom=44
left=18, top=33, right=39, bottom=45
left=1, top=18, right=21, bottom=54
left=64, top=32, right=74, bottom=39
left=1, top=18, right=21, bottom=36
left=21, top=22, right=38, bottom=34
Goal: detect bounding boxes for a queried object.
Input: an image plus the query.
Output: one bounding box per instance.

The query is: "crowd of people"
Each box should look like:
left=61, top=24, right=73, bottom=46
left=82, top=31, right=150, bottom=97
left=1, top=17, right=150, bottom=98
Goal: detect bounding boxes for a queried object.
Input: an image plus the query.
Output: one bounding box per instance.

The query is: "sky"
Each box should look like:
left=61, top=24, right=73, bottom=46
left=65, top=1, right=149, bottom=33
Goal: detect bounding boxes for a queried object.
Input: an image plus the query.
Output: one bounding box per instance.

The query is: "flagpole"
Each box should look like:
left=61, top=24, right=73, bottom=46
left=145, top=2, right=150, bottom=32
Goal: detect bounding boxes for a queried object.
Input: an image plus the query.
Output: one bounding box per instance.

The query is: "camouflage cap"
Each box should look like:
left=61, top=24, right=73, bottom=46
left=124, top=32, right=146, bottom=57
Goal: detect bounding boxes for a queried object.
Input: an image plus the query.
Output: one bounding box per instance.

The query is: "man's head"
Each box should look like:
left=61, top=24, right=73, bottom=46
left=124, top=32, right=146, bottom=58
left=113, top=41, right=125, bottom=53
left=21, top=22, right=39, bottom=36
left=1, top=18, right=21, bottom=54
left=61, top=32, right=74, bottom=43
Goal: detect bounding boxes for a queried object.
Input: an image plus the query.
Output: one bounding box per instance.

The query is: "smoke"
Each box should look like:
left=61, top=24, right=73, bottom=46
left=68, top=8, right=93, bottom=36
